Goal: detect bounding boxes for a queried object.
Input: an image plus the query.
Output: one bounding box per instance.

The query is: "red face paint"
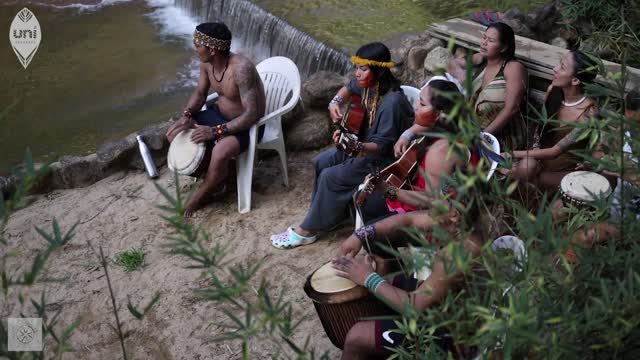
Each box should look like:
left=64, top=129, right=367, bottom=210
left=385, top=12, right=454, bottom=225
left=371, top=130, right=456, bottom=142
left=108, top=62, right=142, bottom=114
left=357, top=71, right=374, bottom=89
left=625, top=109, right=640, bottom=124
left=415, top=108, right=439, bottom=128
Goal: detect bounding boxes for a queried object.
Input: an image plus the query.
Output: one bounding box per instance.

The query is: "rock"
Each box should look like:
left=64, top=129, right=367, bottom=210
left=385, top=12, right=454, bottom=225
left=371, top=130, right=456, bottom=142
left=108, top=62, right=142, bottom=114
left=136, top=121, right=171, bottom=151
left=424, top=38, right=445, bottom=53
left=282, top=98, right=305, bottom=129
left=49, top=154, right=104, bottom=189
left=501, top=17, right=535, bottom=39
left=550, top=37, right=568, bottom=49
left=284, top=111, right=332, bottom=150
left=407, top=47, right=430, bottom=70
left=423, top=47, right=452, bottom=73
left=0, top=175, right=16, bottom=197
left=301, top=71, right=348, bottom=109
left=97, top=137, right=137, bottom=169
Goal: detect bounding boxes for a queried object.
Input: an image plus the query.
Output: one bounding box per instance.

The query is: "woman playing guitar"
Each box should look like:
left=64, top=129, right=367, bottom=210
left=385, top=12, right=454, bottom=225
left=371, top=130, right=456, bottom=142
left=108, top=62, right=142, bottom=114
left=270, top=42, right=414, bottom=249
left=350, top=79, right=480, bottom=243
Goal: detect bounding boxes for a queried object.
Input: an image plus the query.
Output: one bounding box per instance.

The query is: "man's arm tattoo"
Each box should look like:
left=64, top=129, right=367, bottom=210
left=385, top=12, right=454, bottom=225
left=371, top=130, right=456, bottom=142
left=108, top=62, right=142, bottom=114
left=226, top=61, right=260, bottom=133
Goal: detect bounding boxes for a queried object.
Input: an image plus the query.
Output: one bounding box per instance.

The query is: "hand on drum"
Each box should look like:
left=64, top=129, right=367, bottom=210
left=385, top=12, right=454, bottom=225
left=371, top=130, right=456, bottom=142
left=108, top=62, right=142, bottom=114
left=331, top=254, right=375, bottom=286
left=166, top=116, right=195, bottom=142
left=191, top=124, right=219, bottom=143
left=328, top=103, right=343, bottom=123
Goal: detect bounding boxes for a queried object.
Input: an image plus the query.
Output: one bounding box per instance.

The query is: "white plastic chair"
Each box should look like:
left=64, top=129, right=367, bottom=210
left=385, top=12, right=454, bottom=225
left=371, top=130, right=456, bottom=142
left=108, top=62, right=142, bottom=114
left=401, top=85, right=421, bottom=108
left=203, top=56, right=301, bottom=213
left=480, top=132, right=501, bottom=181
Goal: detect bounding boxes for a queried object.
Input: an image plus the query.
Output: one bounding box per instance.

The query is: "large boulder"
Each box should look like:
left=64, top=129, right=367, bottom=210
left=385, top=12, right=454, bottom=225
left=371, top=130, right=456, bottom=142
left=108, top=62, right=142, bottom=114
left=423, top=47, right=452, bottom=73
left=407, top=47, right=430, bottom=71
left=48, top=154, right=104, bottom=189
left=301, top=71, right=348, bottom=109
left=285, top=110, right=332, bottom=150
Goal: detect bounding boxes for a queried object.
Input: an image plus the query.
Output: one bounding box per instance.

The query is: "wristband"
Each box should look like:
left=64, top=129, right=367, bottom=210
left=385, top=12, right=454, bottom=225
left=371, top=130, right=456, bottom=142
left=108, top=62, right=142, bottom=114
left=355, top=141, right=365, bottom=154
left=400, top=129, right=416, bottom=141
left=214, top=123, right=228, bottom=137
left=354, top=224, right=376, bottom=243
left=328, top=95, right=343, bottom=108
left=364, top=272, right=385, bottom=293
left=183, top=107, right=194, bottom=119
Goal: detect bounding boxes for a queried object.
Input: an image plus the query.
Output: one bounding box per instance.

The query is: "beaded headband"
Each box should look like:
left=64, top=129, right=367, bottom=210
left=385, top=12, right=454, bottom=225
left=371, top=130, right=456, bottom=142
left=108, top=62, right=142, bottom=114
left=193, top=30, right=231, bottom=51
left=351, top=56, right=395, bottom=68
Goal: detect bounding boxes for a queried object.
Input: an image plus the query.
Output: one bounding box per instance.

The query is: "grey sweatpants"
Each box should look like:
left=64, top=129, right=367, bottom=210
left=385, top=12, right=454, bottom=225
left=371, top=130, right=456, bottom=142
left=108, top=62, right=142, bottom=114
left=300, top=148, right=388, bottom=232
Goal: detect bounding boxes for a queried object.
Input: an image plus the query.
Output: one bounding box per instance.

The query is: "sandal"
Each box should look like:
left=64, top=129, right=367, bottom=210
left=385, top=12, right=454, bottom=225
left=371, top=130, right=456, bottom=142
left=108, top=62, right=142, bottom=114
left=270, top=227, right=317, bottom=249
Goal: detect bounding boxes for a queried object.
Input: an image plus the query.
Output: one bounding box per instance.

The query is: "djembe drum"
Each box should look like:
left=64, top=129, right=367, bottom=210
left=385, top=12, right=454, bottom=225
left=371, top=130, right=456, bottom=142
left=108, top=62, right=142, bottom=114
left=560, top=171, right=612, bottom=209
left=167, top=129, right=209, bottom=177
left=304, top=257, right=395, bottom=349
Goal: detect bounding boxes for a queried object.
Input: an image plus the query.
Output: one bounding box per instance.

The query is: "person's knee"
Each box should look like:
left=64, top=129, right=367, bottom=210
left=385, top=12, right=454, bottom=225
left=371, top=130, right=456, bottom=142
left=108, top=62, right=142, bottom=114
left=344, top=322, right=373, bottom=353
left=512, top=157, right=538, bottom=181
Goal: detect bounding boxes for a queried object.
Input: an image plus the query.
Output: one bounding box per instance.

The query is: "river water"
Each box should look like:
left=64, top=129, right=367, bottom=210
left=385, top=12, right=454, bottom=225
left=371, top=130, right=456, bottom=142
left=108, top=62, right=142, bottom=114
left=0, top=0, right=544, bottom=175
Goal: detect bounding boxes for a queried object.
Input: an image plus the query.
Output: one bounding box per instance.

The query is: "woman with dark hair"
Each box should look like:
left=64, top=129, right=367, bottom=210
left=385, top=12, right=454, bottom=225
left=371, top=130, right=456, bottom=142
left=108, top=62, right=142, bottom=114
left=330, top=84, right=486, bottom=358
left=451, top=22, right=527, bottom=151
left=338, top=80, right=480, bottom=257
left=503, top=50, right=599, bottom=191
left=270, top=42, right=414, bottom=249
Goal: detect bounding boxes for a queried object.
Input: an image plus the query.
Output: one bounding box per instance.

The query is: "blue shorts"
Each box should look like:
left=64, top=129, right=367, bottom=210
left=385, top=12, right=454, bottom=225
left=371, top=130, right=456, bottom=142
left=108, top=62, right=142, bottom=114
left=193, top=105, right=264, bottom=153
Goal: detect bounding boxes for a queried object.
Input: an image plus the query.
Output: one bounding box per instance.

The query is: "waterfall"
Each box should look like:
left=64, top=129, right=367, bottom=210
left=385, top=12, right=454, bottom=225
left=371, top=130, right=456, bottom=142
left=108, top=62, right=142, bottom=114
left=174, top=0, right=352, bottom=79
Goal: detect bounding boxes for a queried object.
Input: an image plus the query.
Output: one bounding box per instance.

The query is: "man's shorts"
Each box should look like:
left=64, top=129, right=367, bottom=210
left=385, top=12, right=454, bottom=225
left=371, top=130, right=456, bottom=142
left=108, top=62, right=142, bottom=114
left=193, top=104, right=264, bottom=153
left=374, top=274, right=454, bottom=355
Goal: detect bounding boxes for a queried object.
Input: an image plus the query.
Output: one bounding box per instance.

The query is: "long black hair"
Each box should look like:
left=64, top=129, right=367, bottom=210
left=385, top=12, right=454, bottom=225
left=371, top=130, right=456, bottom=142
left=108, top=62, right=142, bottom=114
left=355, top=42, right=401, bottom=95
left=626, top=87, right=640, bottom=112
left=429, top=79, right=465, bottom=135
left=487, top=22, right=516, bottom=62
left=545, top=50, right=599, bottom=117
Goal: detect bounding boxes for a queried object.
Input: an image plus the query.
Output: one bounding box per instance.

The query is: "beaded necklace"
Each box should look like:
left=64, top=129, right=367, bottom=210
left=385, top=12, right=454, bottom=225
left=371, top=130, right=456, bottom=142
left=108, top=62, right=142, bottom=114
left=363, top=83, right=380, bottom=128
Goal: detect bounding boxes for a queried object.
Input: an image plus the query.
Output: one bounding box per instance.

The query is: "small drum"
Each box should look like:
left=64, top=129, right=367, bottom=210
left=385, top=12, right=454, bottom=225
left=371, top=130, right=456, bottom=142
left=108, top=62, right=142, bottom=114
left=167, top=129, right=208, bottom=177
left=560, top=171, right=612, bottom=208
left=304, top=257, right=394, bottom=349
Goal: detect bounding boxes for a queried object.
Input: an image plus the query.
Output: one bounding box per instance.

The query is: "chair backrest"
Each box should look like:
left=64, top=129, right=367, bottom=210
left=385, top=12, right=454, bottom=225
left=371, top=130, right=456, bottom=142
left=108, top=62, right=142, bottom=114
left=480, top=132, right=501, bottom=181
left=256, top=56, right=301, bottom=118
left=401, top=85, right=421, bottom=108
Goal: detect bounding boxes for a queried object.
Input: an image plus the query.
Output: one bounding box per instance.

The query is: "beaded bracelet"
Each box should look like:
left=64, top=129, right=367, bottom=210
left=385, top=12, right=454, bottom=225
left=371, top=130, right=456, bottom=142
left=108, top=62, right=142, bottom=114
left=354, top=224, right=376, bottom=243
left=383, top=186, right=399, bottom=201
left=214, top=123, right=228, bottom=137
left=328, top=95, right=343, bottom=108
left=400, top=129, right=416, bottom=141
left=183, top=107, right=194, bottom=119
left=364, top=272, right=385, bottom=293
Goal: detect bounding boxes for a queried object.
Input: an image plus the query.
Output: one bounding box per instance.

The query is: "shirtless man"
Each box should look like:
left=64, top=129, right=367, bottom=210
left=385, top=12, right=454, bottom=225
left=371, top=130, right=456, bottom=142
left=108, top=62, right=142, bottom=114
left=166, top=22, right=265, bottom=217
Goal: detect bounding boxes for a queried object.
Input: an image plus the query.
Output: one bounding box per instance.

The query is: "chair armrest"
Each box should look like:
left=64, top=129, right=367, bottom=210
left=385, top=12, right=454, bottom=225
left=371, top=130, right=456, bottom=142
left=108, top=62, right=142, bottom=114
left=202, top=92, right=219, bottom=111
left=256, top=97, right=301, bottom=126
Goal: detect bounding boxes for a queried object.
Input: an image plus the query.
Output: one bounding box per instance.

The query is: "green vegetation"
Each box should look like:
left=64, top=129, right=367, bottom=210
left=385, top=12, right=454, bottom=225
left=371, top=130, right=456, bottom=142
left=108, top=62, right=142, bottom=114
left=560, top=0, right=640, bottom=67
left=113, top=248, right=146, bottom=272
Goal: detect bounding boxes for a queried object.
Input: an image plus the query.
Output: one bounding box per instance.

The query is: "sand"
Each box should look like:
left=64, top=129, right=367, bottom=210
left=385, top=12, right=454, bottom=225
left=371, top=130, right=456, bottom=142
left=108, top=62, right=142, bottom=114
left=2, top=150, right=346, bottom=359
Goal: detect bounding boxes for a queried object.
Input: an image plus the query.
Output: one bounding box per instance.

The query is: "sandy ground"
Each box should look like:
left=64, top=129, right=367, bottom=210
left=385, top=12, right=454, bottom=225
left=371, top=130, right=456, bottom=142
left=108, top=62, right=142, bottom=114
left=2, top=150, right=347, bottom=359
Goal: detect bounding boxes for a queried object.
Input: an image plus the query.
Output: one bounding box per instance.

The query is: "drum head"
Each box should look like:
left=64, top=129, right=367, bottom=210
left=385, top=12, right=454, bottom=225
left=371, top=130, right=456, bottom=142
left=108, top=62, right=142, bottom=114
left=168, top=129, right=206, bottom=175
left=311, top=262, right=358, bottom=294
left=560, top=171, right=611, bottom=202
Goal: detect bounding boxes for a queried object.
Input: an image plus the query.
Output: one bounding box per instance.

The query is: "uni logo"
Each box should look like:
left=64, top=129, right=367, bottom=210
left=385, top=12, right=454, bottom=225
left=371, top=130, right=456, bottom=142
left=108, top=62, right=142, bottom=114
left=9, top=8, right=41, bottom=69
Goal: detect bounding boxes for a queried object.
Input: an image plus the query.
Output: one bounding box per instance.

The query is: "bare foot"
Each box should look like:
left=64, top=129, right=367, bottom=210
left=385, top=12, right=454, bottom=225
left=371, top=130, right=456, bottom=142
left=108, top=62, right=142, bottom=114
left=183, top=185, right=227, bottom=218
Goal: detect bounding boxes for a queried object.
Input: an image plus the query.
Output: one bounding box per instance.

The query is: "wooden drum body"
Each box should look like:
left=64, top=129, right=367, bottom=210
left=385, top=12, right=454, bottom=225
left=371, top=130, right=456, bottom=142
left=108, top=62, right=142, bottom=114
left=303, top=257, right=394, bottom=349
left=560, top=171, right=612, bottom=209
